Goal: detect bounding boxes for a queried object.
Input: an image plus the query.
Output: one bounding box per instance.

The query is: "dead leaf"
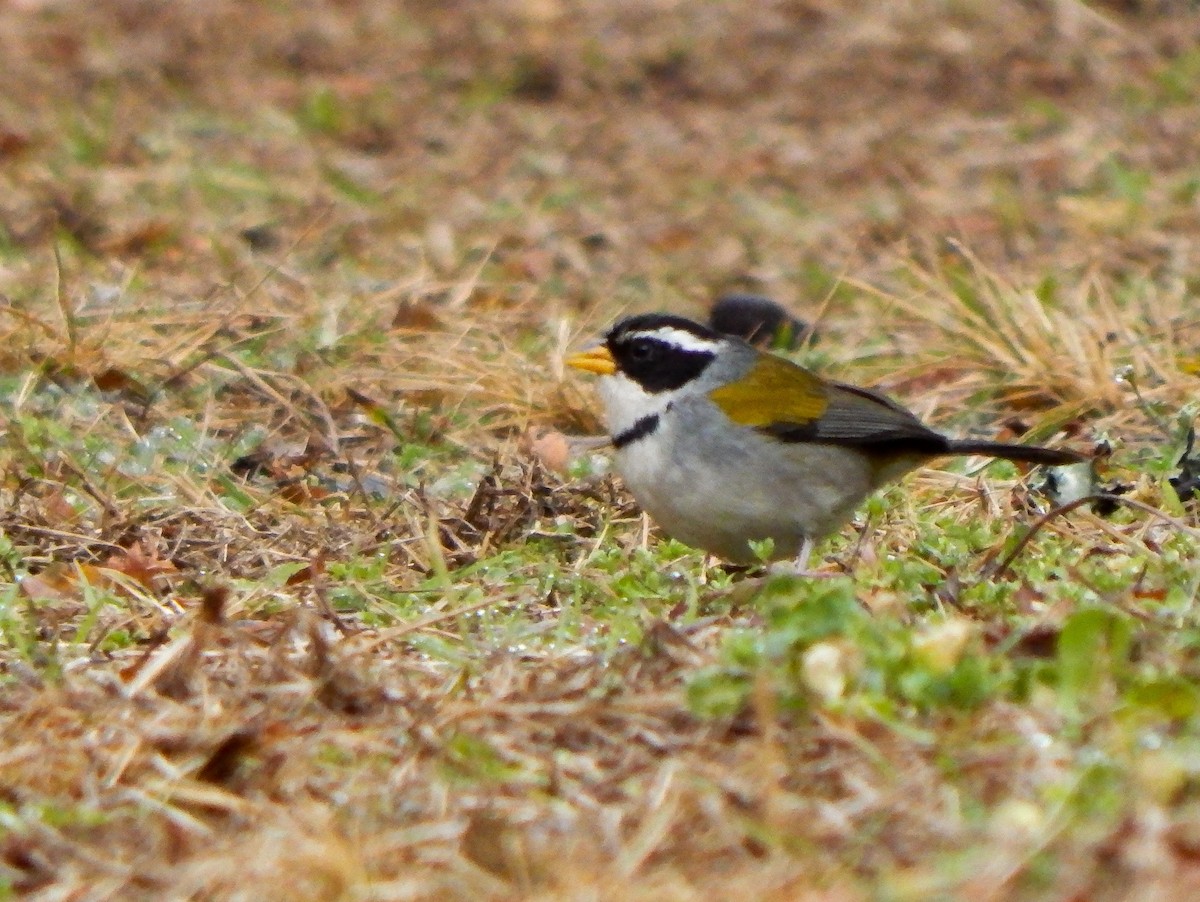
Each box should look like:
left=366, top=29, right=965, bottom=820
left=392, top=298, right=442, bottom=330
left=21, top=543, right=177, bottom=603
left=98, top=220, right=176, bottom=256
left=92, top=367, right=151, bottom=402
left=277, top=480, right=331, bottom=504
left=195, top=728, right=260, bottom=785
left=199, top=586, right=229, bottom=625
left=39, top=487, right=80, bottom=526
left=19, top=566, right=78, bottom=602
left=0, top=130, right=32, bottom=159
left=101, top=543, right=178, bottom=590
left=648, top=225, right=697, bottom=252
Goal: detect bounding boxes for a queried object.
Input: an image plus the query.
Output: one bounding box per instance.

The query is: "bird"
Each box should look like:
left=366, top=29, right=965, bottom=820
left=566, top=312, right=1086, bottom=570
left=708, top=293, right=810, bottom=349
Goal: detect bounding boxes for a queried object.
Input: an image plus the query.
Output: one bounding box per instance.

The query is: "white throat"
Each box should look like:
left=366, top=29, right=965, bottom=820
left=596, top=372, right=672, bottom=440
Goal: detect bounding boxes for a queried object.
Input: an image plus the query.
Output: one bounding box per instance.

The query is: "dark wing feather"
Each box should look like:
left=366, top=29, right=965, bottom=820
left=761, top=381, right=951, bottom=455
left=706, top=353, right=952, bottom=456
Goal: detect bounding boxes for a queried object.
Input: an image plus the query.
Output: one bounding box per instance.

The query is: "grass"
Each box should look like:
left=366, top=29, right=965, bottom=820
left=2, top=1, right=1200, bottom=899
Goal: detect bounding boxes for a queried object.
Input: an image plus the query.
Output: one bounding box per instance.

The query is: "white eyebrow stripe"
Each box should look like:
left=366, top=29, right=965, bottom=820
left=625, top=327, right=720, bottom=354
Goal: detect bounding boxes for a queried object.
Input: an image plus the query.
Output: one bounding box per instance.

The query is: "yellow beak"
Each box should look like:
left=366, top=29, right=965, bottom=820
left=565, top=346, right=616, bottom=376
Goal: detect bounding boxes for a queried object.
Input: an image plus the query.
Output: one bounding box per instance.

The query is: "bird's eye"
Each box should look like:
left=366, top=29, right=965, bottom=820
left=627, top=339, right=658, bottom=363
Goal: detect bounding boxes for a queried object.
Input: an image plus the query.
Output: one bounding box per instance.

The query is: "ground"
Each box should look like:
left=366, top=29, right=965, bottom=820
left=2, top=1, right=1200, bottom=899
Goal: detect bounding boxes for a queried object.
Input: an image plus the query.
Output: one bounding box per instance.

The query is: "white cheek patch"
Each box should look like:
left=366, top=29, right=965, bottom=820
left=596, top=372, right=667, bottom=437
left=624, top=328, right=719, bottom=355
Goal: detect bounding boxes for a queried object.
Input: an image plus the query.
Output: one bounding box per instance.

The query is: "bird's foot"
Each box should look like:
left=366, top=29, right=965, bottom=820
left=767, top=537, right=840, bottom=579
left=766, top=561, right=841, bottom=580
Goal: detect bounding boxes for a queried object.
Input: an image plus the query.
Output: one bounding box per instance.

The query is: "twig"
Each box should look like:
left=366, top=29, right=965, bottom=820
left=352, top=596, right=506, bottom=652
left=52, top=240, right=76, bottom=353
left=986, top=493, right=1200, bottom=581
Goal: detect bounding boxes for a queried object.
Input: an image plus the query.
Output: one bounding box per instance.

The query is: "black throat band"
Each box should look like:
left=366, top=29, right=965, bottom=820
left=612, top=413, right=660, bottom=449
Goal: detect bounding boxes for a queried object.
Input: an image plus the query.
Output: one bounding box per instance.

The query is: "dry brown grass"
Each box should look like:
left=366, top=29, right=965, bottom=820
left=2, top=1, right=1200, bottom=899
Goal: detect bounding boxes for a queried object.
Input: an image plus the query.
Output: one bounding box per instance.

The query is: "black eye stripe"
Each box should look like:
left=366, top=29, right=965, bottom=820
left=627, top=339, right=656, bottom=359
left=607, top=333, right=715, bottom=393
left=599, top=314, right=724, bottom=393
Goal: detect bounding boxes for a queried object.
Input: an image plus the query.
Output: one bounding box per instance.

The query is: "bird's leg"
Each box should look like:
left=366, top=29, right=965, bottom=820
left=720, top=537, right=838, bottom=604
left=794, top=536, right=814, bottom=574
left=766, top=536, right=839, bottom=579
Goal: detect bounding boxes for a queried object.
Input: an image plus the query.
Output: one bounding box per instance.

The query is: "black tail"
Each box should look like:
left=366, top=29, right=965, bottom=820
left=946, top=440, right=1086, bottom=467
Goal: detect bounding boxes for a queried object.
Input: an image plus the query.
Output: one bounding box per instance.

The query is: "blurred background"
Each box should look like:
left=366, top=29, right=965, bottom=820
left=4, top=7, right=1200, bottom=898
left=2, top=1, right=1197, bottom=330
